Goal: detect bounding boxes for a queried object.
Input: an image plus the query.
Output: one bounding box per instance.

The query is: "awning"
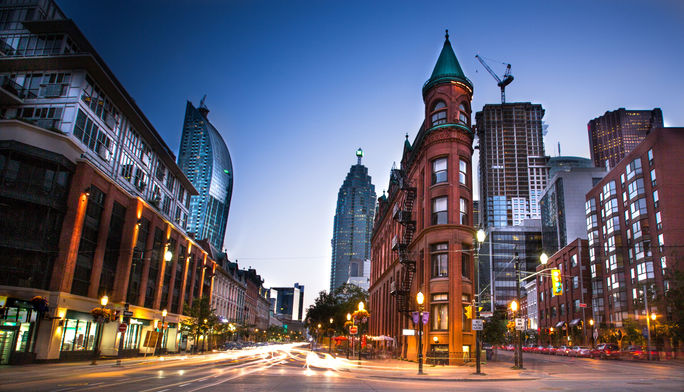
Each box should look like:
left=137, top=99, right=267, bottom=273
left=555, top=321, right=566, bottom=328
left=569, top=319, right=581, bottom=327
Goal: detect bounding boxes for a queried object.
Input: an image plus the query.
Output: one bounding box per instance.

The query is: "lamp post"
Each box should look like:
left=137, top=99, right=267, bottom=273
left=329, top=317, right=334, bottom=354
left=357, top=301, right=365, bottom=362
left=317, top=323, right=321, bottom=351
left=510, top=299, right=519, bottom=368
left=589, top=319, right=595, bottom=348
left=416, top=291, right=424, bottom=375
left=474, top=229, right=485, bottom=375
left=91, top=295, right=108, bottom=365
left=650, top=313, right=657, bottom=359
left=156, top=309, right=167, bottom=356
left=203, top=318, right=208, bottom=352
left=346, top=313, right=351, bottom=359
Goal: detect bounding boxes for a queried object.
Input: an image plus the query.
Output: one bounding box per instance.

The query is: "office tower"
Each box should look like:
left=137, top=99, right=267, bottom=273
left=272, top=283, right=304, bottom=321
left=370, top=31, right=476, bottom=364
left=330, top=149, right=376, bottom=292
left=177, top=98, right=234, bottom=250
left=540, top=161, right=606, bottom=254
left=476, top=103, right=548, bottom=227
left=588, top=108, right=663, bottom=170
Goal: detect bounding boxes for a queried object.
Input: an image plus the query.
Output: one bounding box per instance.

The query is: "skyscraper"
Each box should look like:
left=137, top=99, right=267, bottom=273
left=477, top=103, right=548, bottom=227
left=588, top=108, right=663, bottom=170
left=330, top=149, right=376, bottom=292
left=177, top=98, right=234, bottom=250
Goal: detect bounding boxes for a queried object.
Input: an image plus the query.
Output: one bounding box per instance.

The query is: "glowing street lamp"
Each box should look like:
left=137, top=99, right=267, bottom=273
left=100, top=295, right=108, bottom=307
left=589, top=319, right=595, bottom=348
left=416, top=291, right=425, bottom=375
left=540, top=252, right=549, bottom=265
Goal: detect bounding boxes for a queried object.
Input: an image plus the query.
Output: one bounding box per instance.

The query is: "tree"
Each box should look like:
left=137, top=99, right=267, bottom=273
left=622, top=318, right=645, bottom=346
left=304, top=284, right=369, bottom=335
left=181, top=296, right=218, bottom=352
left=482, top=308, right=507, bottom=346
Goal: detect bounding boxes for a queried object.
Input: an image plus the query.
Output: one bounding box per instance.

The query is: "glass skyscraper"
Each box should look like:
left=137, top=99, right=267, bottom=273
left=177, top=98, right=233, bottom=250
left=330, top=149, right=376, bottom=292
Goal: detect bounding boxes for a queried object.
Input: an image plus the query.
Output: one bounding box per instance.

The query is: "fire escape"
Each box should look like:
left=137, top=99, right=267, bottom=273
left=390, top=168, right=417, bottom=314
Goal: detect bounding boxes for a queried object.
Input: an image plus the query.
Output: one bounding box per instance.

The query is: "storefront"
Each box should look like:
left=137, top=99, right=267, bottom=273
left=120, top=318, right=148, bottom=356
left=59, top=310, right=100, bottom=361
left=0, top=297, right=40, bottom=364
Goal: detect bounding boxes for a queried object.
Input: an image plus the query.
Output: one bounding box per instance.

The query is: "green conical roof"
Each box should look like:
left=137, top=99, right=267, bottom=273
left=423, top=30, right=472, bottom=95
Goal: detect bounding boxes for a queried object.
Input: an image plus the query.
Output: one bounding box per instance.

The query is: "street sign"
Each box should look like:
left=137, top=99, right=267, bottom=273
left=118, top=323, right=128, bottom=333
left=402, top=329, right=415, bottom=336
left=579, top=303, right=587, bottom=308
left=349, top=326, right=358, bottom=335
left=515, top=318, right=525, bottom=331
left=480, top=311, right=493, bottom=318
left=472, top=319, right=484, bottom=331
left=123, top=311, right=133, bottom=317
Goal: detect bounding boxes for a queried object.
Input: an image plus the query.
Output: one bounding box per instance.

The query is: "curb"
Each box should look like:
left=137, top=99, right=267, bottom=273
left=365, top=374, right=540, bottom=382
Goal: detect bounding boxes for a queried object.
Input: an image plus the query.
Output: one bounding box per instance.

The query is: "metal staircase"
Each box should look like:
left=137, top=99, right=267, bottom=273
left=390, top=168, right=417, bottom=314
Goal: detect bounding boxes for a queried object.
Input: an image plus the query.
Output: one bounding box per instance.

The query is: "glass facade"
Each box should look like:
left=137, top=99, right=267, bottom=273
left=177, top=100, right=233, bottom=251
left=330, top=153, right=376, bottom=291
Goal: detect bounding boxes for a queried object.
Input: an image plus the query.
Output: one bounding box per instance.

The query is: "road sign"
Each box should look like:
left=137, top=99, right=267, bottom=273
left=579, top=303, right=587, bottom=308
left=118, top=323, right=128, bottom=333
left=515, top=318, right=525, bottom=331
left=480, top=311, right=493, bottom=318
left=123, top=311, right=133, bottom=317
left=472, top=319, right=484, bottom=331
left=349, top=326, right=358, bottom=335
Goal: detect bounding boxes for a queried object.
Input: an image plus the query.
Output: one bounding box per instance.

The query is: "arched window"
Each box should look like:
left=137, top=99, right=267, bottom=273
left=458, top=103, right=469, bottom=124
left=431, top=100, right=447, bottom=126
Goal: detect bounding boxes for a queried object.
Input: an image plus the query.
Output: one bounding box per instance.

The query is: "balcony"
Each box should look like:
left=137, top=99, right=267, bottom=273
left=0, top=75, right=35, bottom=105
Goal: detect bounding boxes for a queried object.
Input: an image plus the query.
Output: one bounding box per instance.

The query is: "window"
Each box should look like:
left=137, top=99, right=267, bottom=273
left=653, top=190, right=659, bottom=209
left=648, top=149, right=653, bottom=165
left=431, top=101, right=447, bottom=126
left=432, top=293, right=448, bottom=301
left=571, top=254, right=578, bottom=267
left=431, top=303, right=448, bottom=330
left=630, top=198, right=648, bottom=218
left=458, top=103, right=468, bottom=124
left=656, top=211, right=662, bottom=230
left=431, top=243, right=448, bottom=278
left=625, top=158, right=642, bottom=180
left=461, top=250, right=471, bottom=279
left=432, top=196, right=447, bottom=225
left=627, top=178, right=644, bottom=200
left=459, top=198, right=468, bottom=225
left=650, top=169, right=656, bottom=187
left=432, top=157, right=447, bottom=184
left=459, top=160, right=467, bottom=185
left=573, top=276, right=579, bottom=289
left=602, top=181, right=616, bottom=199
left=560, top=303, right=565, bottom=316
left=574, top=299, right=580, bottom=313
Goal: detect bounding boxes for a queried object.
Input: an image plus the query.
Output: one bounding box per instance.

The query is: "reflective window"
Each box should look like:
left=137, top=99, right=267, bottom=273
left=432, top=197, right=447, bottom=225
left=432, top=158, right=447, bottom=184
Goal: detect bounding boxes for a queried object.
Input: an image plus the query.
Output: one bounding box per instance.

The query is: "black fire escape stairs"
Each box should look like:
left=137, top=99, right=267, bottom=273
left=390, top=169, right=417, bottom=315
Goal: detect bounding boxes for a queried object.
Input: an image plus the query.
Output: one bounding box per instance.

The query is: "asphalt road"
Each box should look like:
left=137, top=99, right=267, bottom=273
left=0, top=344, right=682, bottom=391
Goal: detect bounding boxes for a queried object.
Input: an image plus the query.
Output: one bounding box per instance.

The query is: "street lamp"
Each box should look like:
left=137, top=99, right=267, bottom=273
left=357, top=301, right=365, bottom=362
left=346, top=313, right=351, bottom=359
left=474, top=228, right=485, bottom=375
left=510, top=299, right=521, bottom=368
left=91, top=295, right=108, bottom=365
left=157, top=309, right=167, bottom=355
left=540, top=252, right=549, bottom=265
left=650, top=313, right=657, bottom=358
left=589, top=319, right=595, bottom=348
left=329, top=317, right=334, bottom=354
left=416, top=291, right=424, bottom=375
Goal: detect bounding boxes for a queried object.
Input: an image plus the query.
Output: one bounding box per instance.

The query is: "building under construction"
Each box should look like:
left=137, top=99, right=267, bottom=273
left=476, top=103, right=548, bottom=228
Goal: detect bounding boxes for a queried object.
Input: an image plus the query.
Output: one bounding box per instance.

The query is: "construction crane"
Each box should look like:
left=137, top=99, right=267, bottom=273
left=475, top=55, right=514, bottom=103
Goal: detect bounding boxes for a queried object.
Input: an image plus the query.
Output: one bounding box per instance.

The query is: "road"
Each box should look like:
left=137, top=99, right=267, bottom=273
left=0, top=344, right=682, bottom=391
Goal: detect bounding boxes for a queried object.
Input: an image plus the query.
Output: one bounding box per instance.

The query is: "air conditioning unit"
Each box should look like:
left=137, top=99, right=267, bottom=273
left=391, top=235, right=399, bottom=251
left=97, top=144, right=111, bottom=162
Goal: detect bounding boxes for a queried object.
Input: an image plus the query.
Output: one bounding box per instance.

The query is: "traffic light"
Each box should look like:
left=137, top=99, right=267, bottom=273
left=551, top=269, right=563, bottom=296
left=283, top=324, right=288, bottom=332
left=465, top=305, right=473, bottom=319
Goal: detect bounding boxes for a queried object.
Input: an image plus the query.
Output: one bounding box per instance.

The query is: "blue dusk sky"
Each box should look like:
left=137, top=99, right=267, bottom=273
left=59, top=0, right=684, bottom=311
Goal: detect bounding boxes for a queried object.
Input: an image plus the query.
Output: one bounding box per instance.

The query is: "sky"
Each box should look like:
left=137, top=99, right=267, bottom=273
left=58, top=0, right=684, bottom=312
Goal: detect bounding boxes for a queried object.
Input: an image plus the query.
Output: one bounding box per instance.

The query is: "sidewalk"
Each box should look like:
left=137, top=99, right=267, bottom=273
left=344, top=357, right=545, bottom=382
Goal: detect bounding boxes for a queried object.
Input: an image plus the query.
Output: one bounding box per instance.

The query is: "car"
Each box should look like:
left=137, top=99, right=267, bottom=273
left=591, top=343, right=620, bottom=359
left=534, top=345, right=545, bottom=354
left=568, top=346, right=591, bottom=357
left=623, top=345, right=659, bottom=360
left=556, top=345, right=571, bottom=356
left=541, top=345, right=555, bottom=355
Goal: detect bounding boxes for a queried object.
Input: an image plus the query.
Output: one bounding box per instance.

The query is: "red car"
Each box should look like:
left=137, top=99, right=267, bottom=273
left=555, top=345, right=571, bottom=356
left=542, top=345, right=555, bottom=355
left=591, top=343, right=620, bottom=359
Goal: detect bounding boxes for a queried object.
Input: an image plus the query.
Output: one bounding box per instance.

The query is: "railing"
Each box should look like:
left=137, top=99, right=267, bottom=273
left=0, top=75, right=37, bottom=99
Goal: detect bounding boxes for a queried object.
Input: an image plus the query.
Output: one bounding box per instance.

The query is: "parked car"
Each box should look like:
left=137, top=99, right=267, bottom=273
left=534, top=345, right=545, bottom=354
left=568, top=346, right=592, bottom=357
left=556, top=345, right=571, bottom=356
left=541, top=345, right=555, bottom=355
left=591, top=343, right=620, bottom=359
left=623, top=345, right=659, bottom=360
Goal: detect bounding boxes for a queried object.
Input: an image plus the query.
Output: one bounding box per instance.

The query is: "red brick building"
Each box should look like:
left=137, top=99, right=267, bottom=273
left=369, top=32, right=476, bottom=364
left=585, top=127, right=684, bottom=333
left=536, top=239, right=592, bottom=346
